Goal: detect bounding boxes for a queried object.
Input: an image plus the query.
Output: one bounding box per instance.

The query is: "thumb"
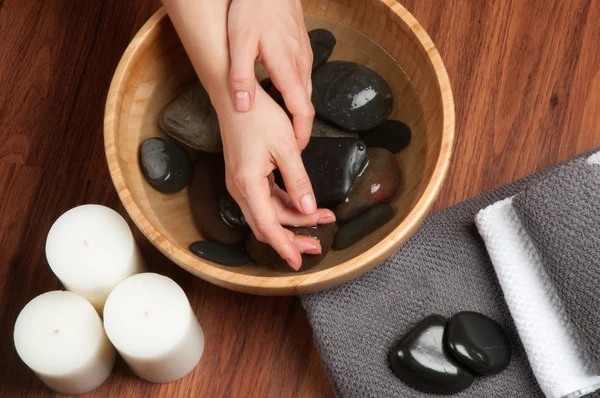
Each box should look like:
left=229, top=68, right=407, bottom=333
left=228, top=33, right=258, bottom=113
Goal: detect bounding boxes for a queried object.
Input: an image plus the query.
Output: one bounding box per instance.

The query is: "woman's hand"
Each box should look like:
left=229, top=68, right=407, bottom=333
left=216, top=87, right=334, bottom=271
left=163, top=0, right=327, bottom=270
left=227, top=0, right=315, bottom=150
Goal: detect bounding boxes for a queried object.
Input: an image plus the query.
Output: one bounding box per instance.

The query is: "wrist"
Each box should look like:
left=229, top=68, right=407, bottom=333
left=206, top=84, right=234, bottom=115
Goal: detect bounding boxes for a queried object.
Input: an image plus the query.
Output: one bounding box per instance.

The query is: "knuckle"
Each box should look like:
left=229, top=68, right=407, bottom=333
left=297, top=135, right=310, bottom=151
left=291, top=173, right=311, bottom=192
left=286, top=36, right=302, bottom=52
left=301, top=51, right=313, bottom=70
left=253, top=219, right=278, bottom=237
left=230, top=71, right=252, bottom=87
left=306, top=49, right=314, bottom=66
left=303, top=104, right=315, bottom=118
left=254, top=232, right=268, bottom=243
left=231, top=170, right=252, bottom=193
left=291, top=59, right=302, bottom=73
left=303, top=59, right=313, bottom=74
left=228, top=25, right=251, bottom=41
left=293, top=103, right=315, bottom=119
left=276, top=140, right=298, bottom=156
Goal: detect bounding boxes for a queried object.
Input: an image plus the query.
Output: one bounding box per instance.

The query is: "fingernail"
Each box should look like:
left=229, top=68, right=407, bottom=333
left=234, top=91, right=250, bottom=112
left=317, top=213, right=336, bottom=224
left=286, top=258, right=301, bottom=271
left=305, top=247, right=321, bottom=255
left=300, top=193, right=317, bottom=214
left=294, top=239, right=322, bottom=256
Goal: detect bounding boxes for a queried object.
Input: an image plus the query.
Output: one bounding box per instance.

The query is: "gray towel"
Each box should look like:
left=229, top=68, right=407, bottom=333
left=301, top=149, right=600, bottom=398
left=513, top=155, right=600, bottom=372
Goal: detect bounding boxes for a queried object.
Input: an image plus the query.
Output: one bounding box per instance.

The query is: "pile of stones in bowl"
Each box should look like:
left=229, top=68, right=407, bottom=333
left=140, top=29, right=412, bottom=271
left=390, top=311, right=512, bottom=395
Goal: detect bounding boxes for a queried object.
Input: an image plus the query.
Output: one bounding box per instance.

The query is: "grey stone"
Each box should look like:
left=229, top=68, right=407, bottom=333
left=389, top=315, right=475, bottom=395
left=333, top=204, right=394, bottom=249
left=359, top=120, right=412, bottom=153
left=311, top=119, right=358, bottom=139
left=140, top=137, right=191, bottom=193
left=189, top=241, right=249, bottom=267
left=446, top=311, right=512, bottom=375
left=309, top=29, right=336, bottom=70
left=312, top=61, right=393, bottom=132
left=159, top=81, right=222, bottom=152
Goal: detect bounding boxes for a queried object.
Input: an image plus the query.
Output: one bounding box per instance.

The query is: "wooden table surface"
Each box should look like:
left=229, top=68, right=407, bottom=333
left=1, top=0, right=599, bottom=397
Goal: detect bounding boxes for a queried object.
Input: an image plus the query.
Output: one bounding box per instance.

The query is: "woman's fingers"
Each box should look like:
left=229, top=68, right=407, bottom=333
left=228, top=27, right=259, bottom=112
left=273, top=141, right=316, bottom=215
left=289, top=232, right=322, bottom=256
left=229, top=172, right=329, bottom=264
left=272, top=195, right=335, bottom=227
left=271, top=183, right=293, bottom=207
left=299, top=27, right=314, bottom=94
left=266, top=62, right=314, bottom=150
left=230, top=172, right=303, bottom=270
left=245, top=199, right=322, bottom=255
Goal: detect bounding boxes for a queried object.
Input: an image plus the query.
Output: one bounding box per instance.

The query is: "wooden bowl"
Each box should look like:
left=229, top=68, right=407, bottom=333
left=104, top=0, right=454, bottom=295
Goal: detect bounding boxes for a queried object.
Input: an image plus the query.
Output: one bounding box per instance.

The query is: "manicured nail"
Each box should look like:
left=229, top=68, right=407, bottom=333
left=294, top=239, right=322, bottom=256
left=300, top=193, right=317, bottom=214
left=286, top=258, right=301, bottom=271
left=234, top=91, right=250, bottom=112
left=317, top=213, right=336, bottom=224
left=304, top=247, right=321, bottom=255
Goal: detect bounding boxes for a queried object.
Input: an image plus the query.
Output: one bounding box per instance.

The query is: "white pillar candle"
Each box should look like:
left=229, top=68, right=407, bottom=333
left=14, top=291, right=116, bottom=395
left=103, top=273, right=204, bottom=383
left=46, top=204, right=146, bottom=313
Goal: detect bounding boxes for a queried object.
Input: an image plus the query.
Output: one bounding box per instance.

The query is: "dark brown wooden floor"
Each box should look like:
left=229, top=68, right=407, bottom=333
left=0, top=0, right=599, bottom=397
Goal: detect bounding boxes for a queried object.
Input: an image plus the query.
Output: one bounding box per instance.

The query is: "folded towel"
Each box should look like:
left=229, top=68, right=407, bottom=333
left=301, top=149, right=599, bottom=398
left=476, top=197, right=600, bottom=398
left=476, top=154, right=600, bottom=398
left=513, top=154, right=600, bottom=363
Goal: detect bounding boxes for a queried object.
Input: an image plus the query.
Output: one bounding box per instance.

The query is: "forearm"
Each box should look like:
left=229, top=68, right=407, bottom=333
left=163, top=0, right=233, bottom=112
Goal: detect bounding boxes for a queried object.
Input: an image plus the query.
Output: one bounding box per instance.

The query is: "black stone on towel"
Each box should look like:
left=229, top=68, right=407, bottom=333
left=445, top=311, right=512, bottom=375
left=389, top=315, right=475, bottom=395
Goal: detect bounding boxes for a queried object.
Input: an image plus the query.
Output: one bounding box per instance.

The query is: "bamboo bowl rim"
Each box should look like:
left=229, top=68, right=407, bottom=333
left=104, top=3, right=455, bottom=295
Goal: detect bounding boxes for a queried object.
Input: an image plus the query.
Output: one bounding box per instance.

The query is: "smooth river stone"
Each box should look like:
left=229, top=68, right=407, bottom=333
left=333, top=204, right=393, bottom=249
left=275, top=137, right=368, bottom=206
left=188, top=154, right=249, bottom=245
left=335, top=148, right=401, bottom=223
left=246, top=223, right=335, bottom=272
left=311, top=119, right=358, bottom=139
left=359, top=120, right=412, bottom=154
left=308, top=29, right=336, bottom=70
left=159, top=80, right=222, bottom=152
left=219, top=193, right=247, bottom=228
left=312, top=61, right=394, bottom=132
left=140, top=137, right=192, bottom=193
left=189, top=241, right=249, bottom=267
left=445, top=311, right=512, bottom=375
left=389, top=315, right=475, bottom=395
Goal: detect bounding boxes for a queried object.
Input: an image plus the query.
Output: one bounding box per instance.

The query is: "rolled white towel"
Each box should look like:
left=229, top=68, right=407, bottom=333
left=476, top=196, right=600, bottom=398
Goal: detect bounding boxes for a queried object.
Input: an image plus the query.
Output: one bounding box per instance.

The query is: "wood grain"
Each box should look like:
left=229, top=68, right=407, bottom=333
left=0, top=0, right=599, bottom=397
